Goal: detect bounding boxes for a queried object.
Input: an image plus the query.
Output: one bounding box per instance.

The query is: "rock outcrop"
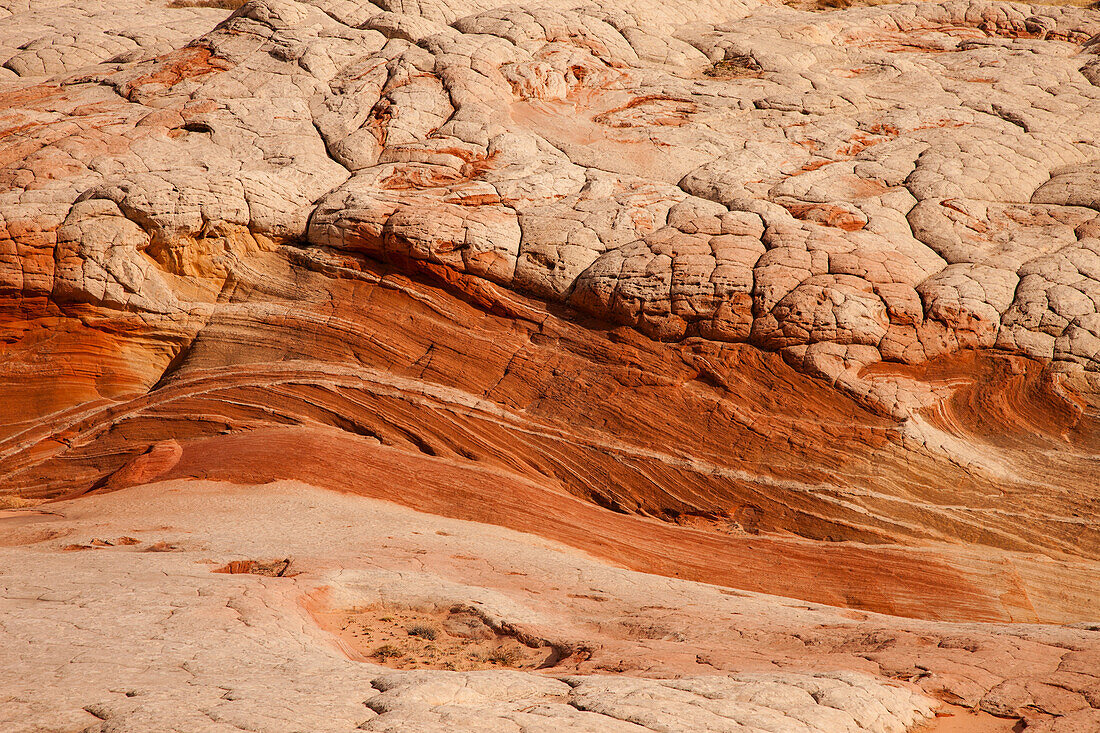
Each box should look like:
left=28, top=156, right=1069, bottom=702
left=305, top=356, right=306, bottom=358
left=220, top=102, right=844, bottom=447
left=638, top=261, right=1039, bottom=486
left=1, top=0, right=1100, bottom=729
left=5, top=480, right=1100, bottom=733
left=5, top=0, right=1100, bottom=415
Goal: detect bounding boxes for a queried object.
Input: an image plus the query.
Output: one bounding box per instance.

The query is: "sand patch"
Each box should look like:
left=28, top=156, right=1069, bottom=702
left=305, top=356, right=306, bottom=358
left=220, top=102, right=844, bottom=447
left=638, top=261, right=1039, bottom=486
left=213, top=558, right=296, bottom=576
left=914, top=704, right=1022, bottom=733
left=311, top=604, right=564, bottom=671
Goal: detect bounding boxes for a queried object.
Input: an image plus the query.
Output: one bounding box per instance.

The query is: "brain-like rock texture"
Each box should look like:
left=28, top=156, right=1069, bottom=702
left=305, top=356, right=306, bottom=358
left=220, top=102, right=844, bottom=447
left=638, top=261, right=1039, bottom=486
left=2, top=0, right=1100, bottom=729
left=4, top=0, right=1100, bottom=413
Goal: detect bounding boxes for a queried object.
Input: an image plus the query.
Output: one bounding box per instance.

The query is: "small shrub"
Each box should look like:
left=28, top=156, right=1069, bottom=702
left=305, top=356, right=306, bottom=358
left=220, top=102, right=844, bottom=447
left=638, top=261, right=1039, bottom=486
left=406, top=624, right=438, bottom=640
left=485, top=646, right=523, bottom=666
left=373, top=644, right=403, bottom=660
left=703, top=54, right=761, bottom=79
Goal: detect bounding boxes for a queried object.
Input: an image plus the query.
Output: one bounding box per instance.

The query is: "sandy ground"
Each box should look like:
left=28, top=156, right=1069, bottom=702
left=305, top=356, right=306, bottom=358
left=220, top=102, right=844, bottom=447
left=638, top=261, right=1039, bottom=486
left=309, top=603, right=552, bottom=670
left=915, top=705, right=1021, bottom=733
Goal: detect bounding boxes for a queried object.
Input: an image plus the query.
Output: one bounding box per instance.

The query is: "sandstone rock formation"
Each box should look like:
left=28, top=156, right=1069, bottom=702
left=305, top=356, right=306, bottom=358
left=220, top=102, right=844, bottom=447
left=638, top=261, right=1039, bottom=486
left=1, top=0, right=1100, bottom=729
left=5, top=480, right=1100, bottom=733
left=5, top=0, right=1100, bottom=413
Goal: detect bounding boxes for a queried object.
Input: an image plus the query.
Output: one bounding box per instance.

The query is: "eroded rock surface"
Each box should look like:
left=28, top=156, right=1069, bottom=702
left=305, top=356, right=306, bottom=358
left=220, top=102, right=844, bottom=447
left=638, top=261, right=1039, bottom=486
left=4, top=0, right=1100, bottom=416
left=2, top=0, right=1100, bottom=729
left=6, top=480, right=1100, bottom=733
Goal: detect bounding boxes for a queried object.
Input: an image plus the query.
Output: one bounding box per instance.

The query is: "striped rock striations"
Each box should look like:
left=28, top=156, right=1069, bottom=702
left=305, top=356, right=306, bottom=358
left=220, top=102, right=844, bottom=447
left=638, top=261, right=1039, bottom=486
left=1, top=0, right=1100, bottom=729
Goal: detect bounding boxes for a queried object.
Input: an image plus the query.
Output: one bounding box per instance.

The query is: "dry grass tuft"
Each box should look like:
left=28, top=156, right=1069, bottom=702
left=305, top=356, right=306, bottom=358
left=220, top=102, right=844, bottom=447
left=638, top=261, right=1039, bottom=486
left=406, top=624, right=438, bottom=641
left=703, top=55, right=761, bottom=79
left=372, top=644, right=404, bottom=660
left=484, top=646, right=525, bottom=666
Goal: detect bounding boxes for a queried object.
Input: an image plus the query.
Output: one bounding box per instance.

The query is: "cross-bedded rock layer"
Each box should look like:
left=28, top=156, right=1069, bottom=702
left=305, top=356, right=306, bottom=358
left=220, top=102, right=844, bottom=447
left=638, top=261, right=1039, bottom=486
left=5, top=0, right=1100, bottom=415
left=3, top=0, right=1100, bottom=730
left=1, top=0, right=1099, bottom=632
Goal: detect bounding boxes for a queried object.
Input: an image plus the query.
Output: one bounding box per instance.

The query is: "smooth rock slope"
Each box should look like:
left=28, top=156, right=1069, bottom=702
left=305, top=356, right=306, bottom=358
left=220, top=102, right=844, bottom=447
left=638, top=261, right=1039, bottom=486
left=7, top=480, right=1099, bottom=733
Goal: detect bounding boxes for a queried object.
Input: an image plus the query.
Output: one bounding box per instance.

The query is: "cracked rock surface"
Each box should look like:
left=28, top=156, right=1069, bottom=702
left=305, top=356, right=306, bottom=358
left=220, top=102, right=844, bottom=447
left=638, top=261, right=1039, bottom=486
left=3, top=0, right=1100, bottom=415
left=2, top=0, right=1100, bottom=730
left=1, top=0, right=1100, bottom=623
left=7, top=480, right=1100, bottom=733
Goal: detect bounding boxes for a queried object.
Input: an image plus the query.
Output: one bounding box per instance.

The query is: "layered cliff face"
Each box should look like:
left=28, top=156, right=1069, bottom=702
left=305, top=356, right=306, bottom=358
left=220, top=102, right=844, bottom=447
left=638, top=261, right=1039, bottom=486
left=3, top=0, right=1099, bottom=614
left=1, top=0, right=1100, bottom=728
